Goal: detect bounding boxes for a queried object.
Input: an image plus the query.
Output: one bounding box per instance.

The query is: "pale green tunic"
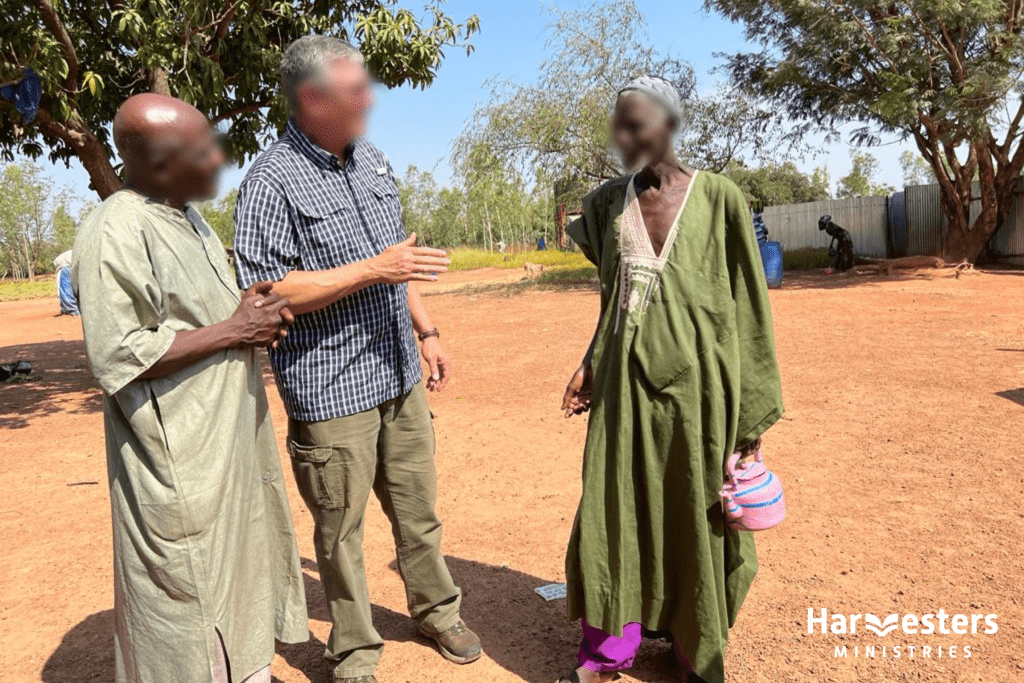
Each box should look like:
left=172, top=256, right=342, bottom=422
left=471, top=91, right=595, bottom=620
left=566, top=172, right=783, bottom=683
left=72, top=190, right=308, bottom=683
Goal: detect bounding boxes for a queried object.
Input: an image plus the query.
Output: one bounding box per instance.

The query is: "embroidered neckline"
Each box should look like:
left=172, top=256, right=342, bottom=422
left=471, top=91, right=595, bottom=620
left=616, top=171, right=699, bottom=330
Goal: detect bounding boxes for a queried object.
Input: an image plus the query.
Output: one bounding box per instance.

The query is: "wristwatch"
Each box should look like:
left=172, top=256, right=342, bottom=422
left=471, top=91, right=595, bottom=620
left=418, top=328, right=440, bottom=342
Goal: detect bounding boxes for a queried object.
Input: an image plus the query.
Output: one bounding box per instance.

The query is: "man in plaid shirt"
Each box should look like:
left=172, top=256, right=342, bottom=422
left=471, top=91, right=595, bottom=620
left=233, top=36, right=481, bottom=683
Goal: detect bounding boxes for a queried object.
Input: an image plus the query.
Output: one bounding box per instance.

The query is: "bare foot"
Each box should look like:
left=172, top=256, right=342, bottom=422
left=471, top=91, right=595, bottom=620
left=555, top=666, right=619, bottom=683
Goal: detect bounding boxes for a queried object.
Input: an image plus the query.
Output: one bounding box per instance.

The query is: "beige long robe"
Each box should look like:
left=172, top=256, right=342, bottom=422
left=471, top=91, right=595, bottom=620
left=72, top=190, right=308, bottom=683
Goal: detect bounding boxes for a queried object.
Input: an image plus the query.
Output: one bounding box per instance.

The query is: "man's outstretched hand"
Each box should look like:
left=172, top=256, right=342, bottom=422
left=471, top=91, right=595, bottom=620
left=371, top=233, right=451, bottom=284
left=562, top=362, right=593, bottom=417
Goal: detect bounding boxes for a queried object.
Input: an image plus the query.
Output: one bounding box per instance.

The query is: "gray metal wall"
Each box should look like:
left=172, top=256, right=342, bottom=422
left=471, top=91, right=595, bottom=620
left=989, top=179, right=1024, bottom=257
left=905, top=180, right=1024, bottom=258
left=763, top=196, right=889, bottom=257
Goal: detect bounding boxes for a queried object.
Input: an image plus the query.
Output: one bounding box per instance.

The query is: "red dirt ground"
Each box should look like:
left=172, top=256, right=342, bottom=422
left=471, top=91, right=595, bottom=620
left=1, top=269, right=1023, bottom=683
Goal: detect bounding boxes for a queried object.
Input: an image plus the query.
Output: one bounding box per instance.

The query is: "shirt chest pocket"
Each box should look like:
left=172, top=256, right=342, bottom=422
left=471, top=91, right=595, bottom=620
left=367, top=177, right=405, bottom=232
left=291, top=192, right=367, bottom=269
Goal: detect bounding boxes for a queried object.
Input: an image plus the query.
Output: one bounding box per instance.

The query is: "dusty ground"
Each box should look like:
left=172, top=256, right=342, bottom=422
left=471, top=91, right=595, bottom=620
left=1, top=269, right=1023, bottom=683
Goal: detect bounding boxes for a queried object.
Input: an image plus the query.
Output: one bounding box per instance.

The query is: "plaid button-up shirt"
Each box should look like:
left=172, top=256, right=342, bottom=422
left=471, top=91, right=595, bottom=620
left=234, top=119, right=421, bottom=422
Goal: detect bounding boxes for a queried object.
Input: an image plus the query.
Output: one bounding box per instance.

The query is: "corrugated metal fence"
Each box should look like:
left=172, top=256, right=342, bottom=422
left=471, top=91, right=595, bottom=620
left=762, top=181, right=1024, bottom=259
left=905, top=180, right=1024, bottom=258
left=764, top=196, right=889, bottom=257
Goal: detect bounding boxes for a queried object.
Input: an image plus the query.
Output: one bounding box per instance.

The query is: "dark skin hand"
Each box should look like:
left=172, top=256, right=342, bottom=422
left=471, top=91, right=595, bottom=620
left=139, top=282, right=293, bottom=381
left=111, top=96, right=296, bottom=382
left=561, top=361, right=593, bottom=417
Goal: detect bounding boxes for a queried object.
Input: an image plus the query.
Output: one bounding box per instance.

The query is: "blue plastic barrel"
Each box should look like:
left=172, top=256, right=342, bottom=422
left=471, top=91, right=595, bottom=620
left=760, top=241, right=784, bottom=289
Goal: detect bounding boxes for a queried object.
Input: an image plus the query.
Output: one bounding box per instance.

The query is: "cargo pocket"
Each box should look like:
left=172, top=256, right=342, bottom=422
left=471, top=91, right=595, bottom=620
left=286, top=439, right=348, bottom=510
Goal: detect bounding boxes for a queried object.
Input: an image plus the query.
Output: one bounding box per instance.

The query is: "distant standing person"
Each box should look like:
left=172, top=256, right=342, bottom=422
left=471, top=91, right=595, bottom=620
left=559, top=76, right=784, bottom=683
left=53, top=249, right=79, bottom=315
left=73, top=94, right=307, bottom=683
left=233, top=36, right=481, bottom=683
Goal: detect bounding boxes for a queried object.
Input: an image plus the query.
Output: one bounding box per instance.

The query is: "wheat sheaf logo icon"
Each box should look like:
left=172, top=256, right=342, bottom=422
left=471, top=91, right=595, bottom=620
left=863, top=614, right=900, bottom=637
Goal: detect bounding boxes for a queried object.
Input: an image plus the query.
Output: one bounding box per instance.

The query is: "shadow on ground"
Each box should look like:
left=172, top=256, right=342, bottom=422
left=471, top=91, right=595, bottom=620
left=779, top=270, right=950, bottom=291
left=0, top=339, right=100, bottom=429
left=996, top=388, right=1024, bottom=407
left=42, top=557, right=676, bottom=683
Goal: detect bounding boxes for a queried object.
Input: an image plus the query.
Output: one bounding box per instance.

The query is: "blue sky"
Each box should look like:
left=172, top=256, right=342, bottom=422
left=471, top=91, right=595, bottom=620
left=35, top=0, right=913, bottom=204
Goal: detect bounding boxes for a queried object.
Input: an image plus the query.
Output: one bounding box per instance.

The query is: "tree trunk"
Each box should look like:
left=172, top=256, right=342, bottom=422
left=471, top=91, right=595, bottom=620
left=35, top=107, right=122, bottom=199
left=942, top=217, right=994, bottom=263
left=78, top=135, right=123, bottom=199
left=149, top=67, right=171, bottom=96
left=21, top=236, right=34, bottom=281
left=938, top=142, right=1015, bottom=264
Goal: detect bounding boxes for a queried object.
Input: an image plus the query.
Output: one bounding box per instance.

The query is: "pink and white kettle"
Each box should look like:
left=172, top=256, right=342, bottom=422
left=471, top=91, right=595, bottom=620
left=719, top=450, right=786, bottom=531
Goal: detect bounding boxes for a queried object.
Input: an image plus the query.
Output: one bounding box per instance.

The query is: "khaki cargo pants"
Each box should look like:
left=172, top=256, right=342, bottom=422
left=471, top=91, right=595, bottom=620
left=287, top=383, right=462, bottom=678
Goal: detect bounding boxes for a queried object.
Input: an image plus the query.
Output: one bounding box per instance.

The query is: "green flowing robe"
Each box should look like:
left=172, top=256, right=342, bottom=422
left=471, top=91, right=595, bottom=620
left=565, top=172, right=783, bottom=683
left=73, top=190, right=308, bottom=683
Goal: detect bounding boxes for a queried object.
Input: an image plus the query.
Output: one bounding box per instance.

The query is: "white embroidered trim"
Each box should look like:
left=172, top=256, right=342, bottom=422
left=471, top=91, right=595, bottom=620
left=615, top=171, right=699, bottom=331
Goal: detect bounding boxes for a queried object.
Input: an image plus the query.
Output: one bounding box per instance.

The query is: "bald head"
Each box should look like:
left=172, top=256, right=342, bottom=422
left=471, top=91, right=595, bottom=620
left=113, top=94, right=224, bottom=204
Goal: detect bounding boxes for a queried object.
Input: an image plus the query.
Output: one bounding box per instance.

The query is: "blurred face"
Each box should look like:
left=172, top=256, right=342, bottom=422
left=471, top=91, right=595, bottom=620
left=146, top=113, right=224, bottom=202
left=164, top=121, right=225, bottom=201
left=612, top=92, right=675, bottom=170
left=298, top=56, right=373, bottom=144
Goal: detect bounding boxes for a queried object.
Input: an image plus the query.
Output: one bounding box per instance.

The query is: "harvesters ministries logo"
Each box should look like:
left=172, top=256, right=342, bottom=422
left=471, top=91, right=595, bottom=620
left=807, top=608, right=998, bottom=660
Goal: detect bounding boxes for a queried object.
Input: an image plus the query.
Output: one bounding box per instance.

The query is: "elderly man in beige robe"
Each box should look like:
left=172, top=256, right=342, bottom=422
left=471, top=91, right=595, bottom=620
left=73, top=94, right=308, bottom=683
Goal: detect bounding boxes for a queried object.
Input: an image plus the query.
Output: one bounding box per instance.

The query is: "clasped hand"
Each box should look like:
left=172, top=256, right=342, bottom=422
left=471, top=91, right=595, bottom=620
left=231, top=281, right=294, bottom=348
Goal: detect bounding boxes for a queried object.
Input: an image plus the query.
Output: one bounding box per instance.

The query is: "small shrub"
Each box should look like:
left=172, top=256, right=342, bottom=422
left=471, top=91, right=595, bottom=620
left=783, top=248, right=833, bottom=271
left=448, top=248, right=592, bottom=272
left=0, top=278, right=55, bottom=302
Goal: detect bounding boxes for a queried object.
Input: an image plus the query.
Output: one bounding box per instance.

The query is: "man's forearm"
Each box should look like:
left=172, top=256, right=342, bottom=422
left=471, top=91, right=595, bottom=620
left=407, top=284, right=434, bottom=334
left=272, top=261, right=380, bottom=315
left=139, top=320, right=242, bottom=380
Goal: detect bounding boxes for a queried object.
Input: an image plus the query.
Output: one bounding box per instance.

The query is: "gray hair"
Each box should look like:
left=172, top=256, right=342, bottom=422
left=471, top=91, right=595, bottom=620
left=280, top=35, right=364, bottom=110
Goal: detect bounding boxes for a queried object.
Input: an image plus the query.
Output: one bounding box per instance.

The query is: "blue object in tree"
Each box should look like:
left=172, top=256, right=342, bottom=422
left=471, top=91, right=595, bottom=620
left=1, top=69, right=42, bottom=124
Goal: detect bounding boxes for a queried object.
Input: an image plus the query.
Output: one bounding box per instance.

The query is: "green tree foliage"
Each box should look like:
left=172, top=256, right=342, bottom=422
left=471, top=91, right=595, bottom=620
left=196, top=189, right=238, bottom=248
left=1, top=1, right=479, bottom=199
left=0, top=160, right=79, bottom=279
left=397, top=165, right=441, bottom=240
left=726, top=161, right=832, bottom=206
left=51, top=202, right=76, bottom=252
left=454, top=0, right=694, bottom=199
left=900, top=150, right=936, bottom=187
left=706, top=0, right=1024, bottom=262
left=836, top=151, right=895, bottom=198
left=679, top=86, right=809, bottom=174
left=396, top=159, right=551, bottom=251
left=454, top=0, right=805, bottom=215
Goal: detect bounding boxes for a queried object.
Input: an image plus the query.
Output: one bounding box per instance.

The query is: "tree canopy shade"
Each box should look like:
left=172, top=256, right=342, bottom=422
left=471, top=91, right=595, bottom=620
left=0, top=1, right=479, bottom=199
left=706, top=0, right=1024, bottom=262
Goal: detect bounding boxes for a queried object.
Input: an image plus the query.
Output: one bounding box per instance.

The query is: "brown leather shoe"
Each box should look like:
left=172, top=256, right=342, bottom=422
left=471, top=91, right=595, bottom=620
left=423, top=620, right=482, bottom=664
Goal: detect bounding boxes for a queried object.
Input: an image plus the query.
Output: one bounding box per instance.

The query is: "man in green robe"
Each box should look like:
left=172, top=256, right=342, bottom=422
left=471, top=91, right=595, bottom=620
left=73, top=94, right=308, bottom=683
left=559, top=76, right=784, bottom=683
